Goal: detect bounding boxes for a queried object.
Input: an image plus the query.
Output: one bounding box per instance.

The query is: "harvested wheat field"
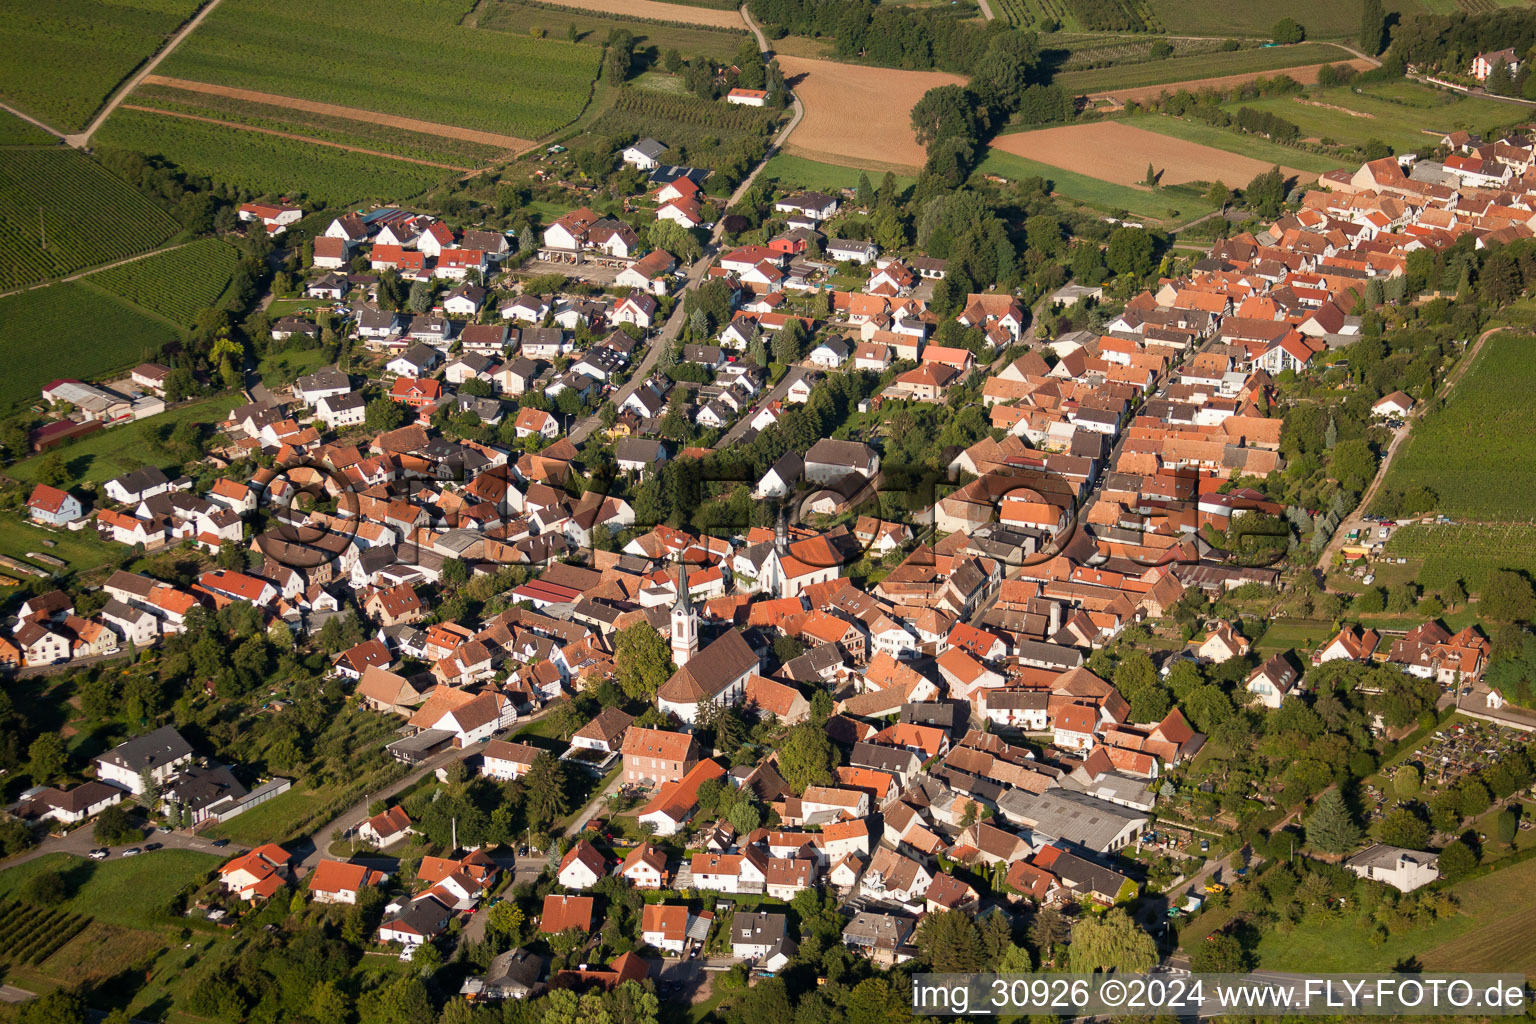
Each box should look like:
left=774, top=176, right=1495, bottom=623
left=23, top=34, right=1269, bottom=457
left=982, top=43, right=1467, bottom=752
left=1090, top=59, right=1375, bottom=105
left=523, top=0, right=747, bottom=28
left=777, top=55, right=966, bottom=170
left=994, top=121, right=1316, bottom=188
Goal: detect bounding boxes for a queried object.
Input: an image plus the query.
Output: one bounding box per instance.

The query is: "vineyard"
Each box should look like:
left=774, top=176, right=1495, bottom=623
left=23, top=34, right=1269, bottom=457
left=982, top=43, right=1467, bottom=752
left=1065, top=0, right=1163, bottom=32
left=159, top=0, right=601, bottom=140
left=1385, top=524, right=1536, bottom=595
left=587, top=87, right=774, bottom=168
left=0, top=284, right=179, bottom=411
left=1050, top=33, right=1235, bottom=71
left=84, top=239, right=239, bottom=326
left=131, top=84, right=508, bottom=167
left=0, top=0, right=201, bottom=131
left=1054, top=41, right=1350, bottom=95
left=95, top=109, right=453, bottom=206
left=0, top=148, right=180, bottom=291
left=1373, top=332, right=1536, bottom=521
left=0, top=898, right=92, bottom=968
left=0, top=110, right=59, bottom=146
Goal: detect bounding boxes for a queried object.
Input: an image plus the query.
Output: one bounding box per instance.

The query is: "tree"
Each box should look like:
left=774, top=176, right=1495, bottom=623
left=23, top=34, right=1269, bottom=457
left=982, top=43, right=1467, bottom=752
left=1482, top=569, right=1535, bottom=623
left=1144, top=162, right=1157, bottom=187
left=614, top=623, right=673, bottom=701
left=1244, top=165, right=1288, bottom=218
left=1106, top=227, right=1156, bottom=279
left=1437, top=838, right=1477, bottom=881
left=408, top=281, right=433, bottom=314
left=93, top=803, right=140, bottom=845
left=1205, top=180, right=1230, bottom=207
left=1392, top=764, right=1421, bottom=798
left=524, top=752, right=570, bottom=827
left=916, top=909, right=985, bottom=972
left=27, top=733, right=66, bottom=784
left=777, top=719, right=837, bottom=791
left=34, top=454, right=68, bottom=488
left=856, top=171, right=874, bottom=207
left=29, top=868, right=67, bottom=905
left=1488, top=58, right=1516, bottom=97
left=1305, top=788, right=1361, bottom=853
left=366, top=396, right=407, bottom=432
left=1378, top=807, right=1430, bottom=850
left=1067, top=908, right=1157, bottom=973
left=1360, top=0, right=1386, bottom=55
left=909, top=84, right=980, bottom=149
left=1272, top=17, right=1305, bottom=43
left=1190, top=932, right=1247, bottom=972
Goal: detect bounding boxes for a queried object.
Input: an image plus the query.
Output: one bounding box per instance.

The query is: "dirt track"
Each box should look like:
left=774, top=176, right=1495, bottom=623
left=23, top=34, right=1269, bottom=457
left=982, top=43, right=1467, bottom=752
left=993, top=121, right=1317, bottom=188
left=119, top=105, right=475, bottom=170
left=1088, top=58, right=1376, bottom=105
left=775, top=55, right=965, bottom=170
left=141, top=75, right=533, bottom=150
left=519, top=0, right=746, bottom=28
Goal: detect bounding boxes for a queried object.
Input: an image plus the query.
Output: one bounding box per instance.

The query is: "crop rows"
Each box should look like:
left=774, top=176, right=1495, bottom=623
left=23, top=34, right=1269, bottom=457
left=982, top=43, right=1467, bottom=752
left=1385, top=523, right=1536, bottom=595
left=159, top=0, right=601, bottom=140
left=0, top=900, right=91, bottom=965
left=96, top=109, right=452, bottom=206
left=1456, top=0, right=1497, bottom=11
left=1374, top=332, right=1536, bottom=521
left=0, top=0, right=200, bottom=132
left=0, top=148, right=179, bottom=290
left=608, top=87, right=773, bottom=137
left=0, top=110, right=60, bottom=146
left=0, top=283, right=179, bottom=412
left=1065, top=0, right=1161, bottom=32
left=84, top=238, right=239, bottom=326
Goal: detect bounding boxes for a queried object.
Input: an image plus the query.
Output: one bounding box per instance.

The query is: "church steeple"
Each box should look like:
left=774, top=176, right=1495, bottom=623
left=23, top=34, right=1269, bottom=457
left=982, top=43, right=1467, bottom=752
left=670, top=556, right=698, bottom=666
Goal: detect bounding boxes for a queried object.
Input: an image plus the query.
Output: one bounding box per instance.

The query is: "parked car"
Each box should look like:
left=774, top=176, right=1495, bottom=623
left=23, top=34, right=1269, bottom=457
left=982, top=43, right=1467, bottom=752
left=88, top=848, right=108, bottom=860
left=121, top=847, right=142, bottom=857
left=211, top=838, right=230, bottom=848
left=145, top=842, right=162, bottom=851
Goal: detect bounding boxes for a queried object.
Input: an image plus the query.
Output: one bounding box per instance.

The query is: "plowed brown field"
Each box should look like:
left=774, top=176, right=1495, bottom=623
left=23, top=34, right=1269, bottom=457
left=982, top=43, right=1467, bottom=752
left=776, top=55, right=966, bottom=170
left=993, top=121, right=1316, bottom=187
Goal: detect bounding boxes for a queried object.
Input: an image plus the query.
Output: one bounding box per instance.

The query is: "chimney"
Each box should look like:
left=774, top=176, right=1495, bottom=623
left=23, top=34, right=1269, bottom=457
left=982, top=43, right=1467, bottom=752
left=1049, top=601, right=1062, bottom=636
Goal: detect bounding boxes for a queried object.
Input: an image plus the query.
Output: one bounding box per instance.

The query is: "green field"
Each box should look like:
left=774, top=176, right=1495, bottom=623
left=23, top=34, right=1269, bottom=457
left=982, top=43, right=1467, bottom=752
left=1253, top=616, right=1333, bottom=654
left=0, top=514, right=122, bottom=577
left=1221, top=82, right=1531, bottom=152
left=200, top=782, right=330, bottom=844
left=478, top=0, right=748, bottom=60
left=83, top=238, right=238, bottom=325
left=0, top=850, right=222, bottom=929
left=131, top=84, right=509, bottom=167
left=1373, top=332, right=1536, bottom=521
left=976, top=147, right=1218, bottom=224
left=1053, top=41, right=1350, bottom=95
left=1254, top=854, right=1536, bottom=972
left=96, top=108, right=454, bottom=205
left=0, top=111, right=59, bottom=146
left=8, top=392, right=241, bottom=486
left=0, top=284, right=179, bottom=412
left=160, top=0, right=601, bottom=139
left=1123, top=113, right=1345, bottom=175
left=1148, top=0, right=1429, bottom=38
left=0, top=0, right=201, bottom=132
left=1385, top=524, right=1536, bottom=596
left=0, top=148, right=181, bottom=290
left=761, top=153, right=917, bottom=192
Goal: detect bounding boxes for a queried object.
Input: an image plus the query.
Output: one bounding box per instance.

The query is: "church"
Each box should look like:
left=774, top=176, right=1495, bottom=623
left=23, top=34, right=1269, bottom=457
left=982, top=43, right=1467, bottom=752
left=657, top=560, right=759, bottom=724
